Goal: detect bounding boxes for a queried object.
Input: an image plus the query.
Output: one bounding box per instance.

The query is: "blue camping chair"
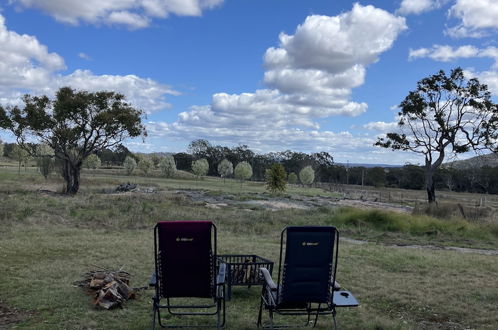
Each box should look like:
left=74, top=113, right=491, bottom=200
left=257, top=226, right=358, bottom=329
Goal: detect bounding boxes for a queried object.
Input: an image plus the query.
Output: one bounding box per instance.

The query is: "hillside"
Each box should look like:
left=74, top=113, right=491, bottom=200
left=445, top=153, right=498, bottom=169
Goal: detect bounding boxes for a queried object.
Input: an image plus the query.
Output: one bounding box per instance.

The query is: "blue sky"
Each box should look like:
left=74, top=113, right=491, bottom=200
left=0, top=0, right=497, bottom=164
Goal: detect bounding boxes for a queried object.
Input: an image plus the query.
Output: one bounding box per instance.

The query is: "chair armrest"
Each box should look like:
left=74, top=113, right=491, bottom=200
left=260, top=267, right=277, bottom=290
left=149, top=272, right=157, bottom=287
left=217, top=262, right=226, bottom=285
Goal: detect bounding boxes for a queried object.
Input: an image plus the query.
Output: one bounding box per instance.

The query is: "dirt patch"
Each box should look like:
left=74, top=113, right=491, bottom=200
left=0, top=301, right=34, bottom=328
left=243, top=200, right=310, bottom=210
left=178, top=189, right=415, bottom=212
left=335, top=199, right=413, bottom=213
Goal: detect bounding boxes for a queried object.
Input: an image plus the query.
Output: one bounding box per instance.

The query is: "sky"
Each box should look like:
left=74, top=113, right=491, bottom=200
left=0, top=0, right=497, bottom=165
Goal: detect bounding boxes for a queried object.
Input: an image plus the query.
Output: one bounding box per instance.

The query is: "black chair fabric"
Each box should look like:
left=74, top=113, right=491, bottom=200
left=156, top=221, right=213, bottom=298
left=279, top=226, right=335, bottom=305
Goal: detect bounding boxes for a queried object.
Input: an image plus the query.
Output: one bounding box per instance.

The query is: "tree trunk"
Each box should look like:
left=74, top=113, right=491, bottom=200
left=61, top=159, right=82, bottom=194
left=426, top=169, right=436, bottom=203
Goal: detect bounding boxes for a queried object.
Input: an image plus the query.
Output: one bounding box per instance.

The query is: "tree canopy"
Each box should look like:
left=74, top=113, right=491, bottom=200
left=1, top=87, right=145, bottom=193
left=376, top=68, right=498, bottom=202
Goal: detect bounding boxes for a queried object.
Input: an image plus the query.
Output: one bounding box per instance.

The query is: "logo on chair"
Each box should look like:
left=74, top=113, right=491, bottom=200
left=176, top=237, right=194, bottom=242
left=302, top=242, right=319, bottom=246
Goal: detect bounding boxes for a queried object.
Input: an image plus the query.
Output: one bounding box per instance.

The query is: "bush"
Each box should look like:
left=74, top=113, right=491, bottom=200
left=84, top=154, right=101, bottom=170
left=123, top=156, right=137, bottom=175
left=159, top=155, right=177, bottom=178
left=138, top=157, right=153, bottom=176
left=266, top=163, right=287, bottom=193
left=288, top=172, right=298, bottom=184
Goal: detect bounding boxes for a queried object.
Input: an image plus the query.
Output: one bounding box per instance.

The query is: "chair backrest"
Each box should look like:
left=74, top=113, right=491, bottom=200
left=154, top=221, right=215, bottom=298
left=277, top=226, right=338, bottom=305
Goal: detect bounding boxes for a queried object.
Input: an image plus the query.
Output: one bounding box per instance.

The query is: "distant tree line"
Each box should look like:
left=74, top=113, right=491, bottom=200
left=3, top=138, right=498, bottom=194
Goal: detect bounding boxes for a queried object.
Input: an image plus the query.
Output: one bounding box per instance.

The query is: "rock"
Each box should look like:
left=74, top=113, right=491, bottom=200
left=116, top=183, right=137, bottom=192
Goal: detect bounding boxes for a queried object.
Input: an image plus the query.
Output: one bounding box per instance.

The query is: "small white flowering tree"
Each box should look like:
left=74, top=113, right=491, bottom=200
left=217, top=159, right=233, bottom=183
left=159, top=155, right=177, bottom=178
left=192, top=158, right=209, bottom=178
left=234, top=161, right=252, bottom=186
left=299, top=166, right=315, bottom=186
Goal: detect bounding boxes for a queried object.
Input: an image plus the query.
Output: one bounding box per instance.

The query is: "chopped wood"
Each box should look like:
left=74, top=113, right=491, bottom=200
left=74, top=268, right=139, bottom=310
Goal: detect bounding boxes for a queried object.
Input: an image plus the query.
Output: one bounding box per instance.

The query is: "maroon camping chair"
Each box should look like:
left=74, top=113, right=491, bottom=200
left=151, top=221, right=226, bottom=329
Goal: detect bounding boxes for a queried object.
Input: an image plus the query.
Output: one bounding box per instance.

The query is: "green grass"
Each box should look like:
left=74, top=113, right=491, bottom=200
left=1, top=168, right=498, bottom=329
left=329, top=207, right=498, bottom=248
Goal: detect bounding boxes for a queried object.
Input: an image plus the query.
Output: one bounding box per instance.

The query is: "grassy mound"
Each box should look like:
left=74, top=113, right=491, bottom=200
left=329, top=207, right=498, bottom=243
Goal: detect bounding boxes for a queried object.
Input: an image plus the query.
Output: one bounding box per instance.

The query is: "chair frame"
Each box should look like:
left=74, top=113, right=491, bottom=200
left=152, top=221, right=226, bottom=329
left=257, top=226, right=342, bottom=329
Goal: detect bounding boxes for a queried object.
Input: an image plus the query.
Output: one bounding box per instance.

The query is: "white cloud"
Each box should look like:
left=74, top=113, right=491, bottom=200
left=363, top=121, right=399, bottom=132
left=8, top=0, right=224, bottom=29
left=146, top=4, right=407, bottom=161
left=397, top=0, right=447, bottom=16
left=463, top=69, right=498, bottom=96
left=447, top=0, right=498, bottom=38
left=78, top=52, right=92, bottom=60
left=409, top=45, right=498, bottom=67
left=0, top=14, right=178, bottom=111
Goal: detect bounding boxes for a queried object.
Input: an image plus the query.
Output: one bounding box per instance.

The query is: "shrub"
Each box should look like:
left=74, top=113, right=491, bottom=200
left=288, top=172, right=298, bottom=184
left=159, top=155, right=177, bottom=178
left=266, top=163, right=287, bottom=193
left=84, top=154, right=101, bottom=170
left=138, top=157, right=153, bottom=176
left=123, top=156, right=137, bottom=175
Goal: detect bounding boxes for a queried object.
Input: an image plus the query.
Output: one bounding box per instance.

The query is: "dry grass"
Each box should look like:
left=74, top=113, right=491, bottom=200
left=1, top=167, right=498, bottom=329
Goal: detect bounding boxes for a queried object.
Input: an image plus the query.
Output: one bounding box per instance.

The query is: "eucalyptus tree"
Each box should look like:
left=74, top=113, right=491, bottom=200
left=0, top=87, right=145, bottom=194
left=376, top=68, right=498, bottom=203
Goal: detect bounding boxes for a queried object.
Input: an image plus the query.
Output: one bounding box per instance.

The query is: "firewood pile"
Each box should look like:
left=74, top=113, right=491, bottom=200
left=74, top=268, right=141, bottom=309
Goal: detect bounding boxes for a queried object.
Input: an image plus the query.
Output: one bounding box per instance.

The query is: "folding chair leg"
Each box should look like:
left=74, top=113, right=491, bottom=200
left=332, top=309, right=338, bottom=330
left=257, top=297, right=263, bottom=328
left=152, top=298, right=158, bottom=330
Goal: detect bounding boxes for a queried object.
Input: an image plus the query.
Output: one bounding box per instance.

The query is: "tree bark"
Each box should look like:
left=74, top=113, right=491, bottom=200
left=61, top=158, right=82, bottom=194
left=425, top=168, right=436, bottom=203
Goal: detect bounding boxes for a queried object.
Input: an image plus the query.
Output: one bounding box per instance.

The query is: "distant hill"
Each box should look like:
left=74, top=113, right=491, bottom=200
left=337, top=163, right=402, bottom=168
left=444, top=153, right=498, bottom=169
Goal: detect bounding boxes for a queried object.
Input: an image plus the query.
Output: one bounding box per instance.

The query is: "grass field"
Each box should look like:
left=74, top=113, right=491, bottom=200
left=1, top=163, right=498, bottom=329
